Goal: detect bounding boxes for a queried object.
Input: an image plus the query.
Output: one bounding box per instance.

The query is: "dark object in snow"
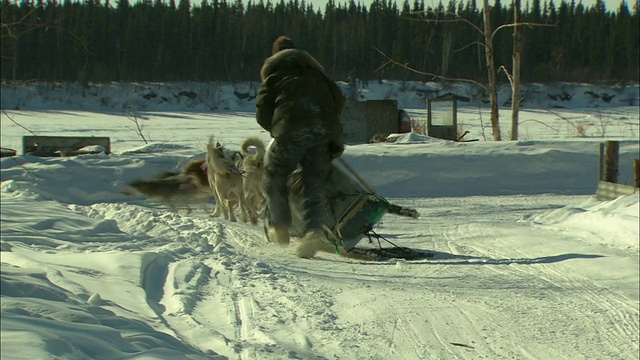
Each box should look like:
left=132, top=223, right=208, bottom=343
left=456, top=130, right=479, bottom=143
left=457, top=130, right=470, bottom=141
left=398, top=109, right=412, bottom=133
left=370, top=133, right=388, bottom=143
left=346, top=246, right=435, bottom=261
left=0, top=147, right=17, bottom=158
left=387, top=203, right=420, bottom=218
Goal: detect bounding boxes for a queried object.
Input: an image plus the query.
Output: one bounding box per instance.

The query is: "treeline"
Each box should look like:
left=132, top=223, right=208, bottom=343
left=1, top=0, right=638, bottom=84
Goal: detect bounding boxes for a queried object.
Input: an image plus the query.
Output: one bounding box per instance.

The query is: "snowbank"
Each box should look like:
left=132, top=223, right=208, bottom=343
left=2, top=81, right=638, bottom=113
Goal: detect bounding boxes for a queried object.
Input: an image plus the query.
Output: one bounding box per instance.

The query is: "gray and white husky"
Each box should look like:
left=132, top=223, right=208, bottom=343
left=206, top=136, right=256, bottom=223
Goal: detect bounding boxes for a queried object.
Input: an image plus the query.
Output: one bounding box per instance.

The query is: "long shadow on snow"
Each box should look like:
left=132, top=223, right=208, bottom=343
left=344, top=247, right=604, bottom=264
left=425, top=251, right=604, bottom=265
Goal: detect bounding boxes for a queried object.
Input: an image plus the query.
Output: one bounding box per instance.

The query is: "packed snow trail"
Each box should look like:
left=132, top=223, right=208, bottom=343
left=2, top=186, right=637, bottom=359
left=78, top=194, right=637, bottom=359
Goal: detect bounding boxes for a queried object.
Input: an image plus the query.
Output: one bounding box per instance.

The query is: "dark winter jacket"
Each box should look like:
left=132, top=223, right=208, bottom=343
left=256, top=49, right=346, bottom=149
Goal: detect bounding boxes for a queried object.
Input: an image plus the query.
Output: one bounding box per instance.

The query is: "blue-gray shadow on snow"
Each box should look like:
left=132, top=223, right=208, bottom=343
left=344, top=248, right=604, bottom=264
left=424, top=251, right=605, bottom=265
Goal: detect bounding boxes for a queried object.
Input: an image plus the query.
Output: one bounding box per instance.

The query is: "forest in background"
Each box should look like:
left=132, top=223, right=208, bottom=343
left=1, top=0, right=638, bottom=84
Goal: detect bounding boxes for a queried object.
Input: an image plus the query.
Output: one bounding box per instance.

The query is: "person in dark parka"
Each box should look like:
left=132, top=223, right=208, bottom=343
left=256, top=35, right=346, bottom=258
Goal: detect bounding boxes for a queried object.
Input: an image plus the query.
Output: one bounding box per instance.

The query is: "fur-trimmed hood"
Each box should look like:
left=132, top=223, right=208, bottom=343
left=260, top=49, right=325, bottom=82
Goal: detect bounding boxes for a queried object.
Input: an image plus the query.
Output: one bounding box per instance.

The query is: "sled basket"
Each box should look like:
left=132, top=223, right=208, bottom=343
left=332, top=192, right=389, bottom=248
left=286, top=158, right=390, bottom=250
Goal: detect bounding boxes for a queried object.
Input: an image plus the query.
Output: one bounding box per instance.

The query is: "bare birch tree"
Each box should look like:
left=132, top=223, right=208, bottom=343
left=510, top=0, right=522, bottom=141
left=481, top=0, right=501, bottom=140
left=376, top=5, right=503, bottom=140
left=500, top=0, right=523, bottom=140
left=377, top=4, right=553, bottom=141
left=499, top=0, right=553, bottom=140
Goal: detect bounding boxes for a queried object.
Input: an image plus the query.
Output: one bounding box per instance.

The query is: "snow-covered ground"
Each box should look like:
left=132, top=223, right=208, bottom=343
left=1, top=81, right=639, bottom=359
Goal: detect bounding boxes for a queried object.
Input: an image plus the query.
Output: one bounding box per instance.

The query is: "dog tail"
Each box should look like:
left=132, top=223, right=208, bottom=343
left=241, top=136, right=266, bottom=164
left=206, top=136, right=218, bottom=178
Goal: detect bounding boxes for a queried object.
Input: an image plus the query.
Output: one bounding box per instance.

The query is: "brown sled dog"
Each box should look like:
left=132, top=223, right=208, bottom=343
left=125, top=175, right=211, bottom=213
left=125, top=158, right=213, bottom=213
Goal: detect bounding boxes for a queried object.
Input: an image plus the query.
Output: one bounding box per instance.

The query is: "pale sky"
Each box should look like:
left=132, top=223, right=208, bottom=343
left=303, top=0, right=632, bottom=12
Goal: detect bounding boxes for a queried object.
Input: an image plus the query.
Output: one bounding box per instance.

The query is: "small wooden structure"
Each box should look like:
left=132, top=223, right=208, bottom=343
left=22, top=136, right=111, bottom=156
left=427, top=98, right=458, bottom=141
left=595, top=181, right=637, bottom=201
left=599, top=141, right=619, bottom=183
left=634, top=159, right=640, bottom=188
left=595, top=141, right=639, bottom=200
left=340, top=100, right=400, bottom=144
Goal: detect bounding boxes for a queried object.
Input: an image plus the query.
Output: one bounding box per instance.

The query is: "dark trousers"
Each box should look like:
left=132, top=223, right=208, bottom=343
left=264, top=134, right=330, bottom=233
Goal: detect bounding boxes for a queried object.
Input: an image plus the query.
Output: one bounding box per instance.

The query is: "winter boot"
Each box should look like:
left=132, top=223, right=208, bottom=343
left=267, top=226, right=290, bottom=246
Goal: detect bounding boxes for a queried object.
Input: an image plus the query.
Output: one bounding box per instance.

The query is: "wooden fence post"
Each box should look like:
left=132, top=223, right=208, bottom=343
left=603, top=141, right=619, bottom=183
left=598, top=143, right=605, bottom=181
left=634, top=159, right=640, bottom=188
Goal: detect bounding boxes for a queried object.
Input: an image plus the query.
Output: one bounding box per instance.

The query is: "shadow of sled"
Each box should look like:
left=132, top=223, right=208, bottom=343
left=340, top=248, right=604, bottom=263
left=345, top=246, right=436, bottom=261
left=423, top=252, right=605, bottom=265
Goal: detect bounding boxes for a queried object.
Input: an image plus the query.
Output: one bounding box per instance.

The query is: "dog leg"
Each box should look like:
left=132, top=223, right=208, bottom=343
left=242, top=185, right=261, bottom=224
left=211, top=202, right=221, bottom=217
left=225, top=199, right=237, bottom=222
left=244, top=202, right=255, bottom=224
left=212, top=185, right=229, bottom=219
left=242, top=199, right=255, bottom=224
left=235, top=197, right=246, bottom=223
left=245, top=198, right=259, bottom=225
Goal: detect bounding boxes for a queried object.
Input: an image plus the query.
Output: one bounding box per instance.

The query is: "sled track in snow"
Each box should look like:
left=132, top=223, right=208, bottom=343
left=436, top=213, right=639, bottom=358
left=75, top=195, right=638, bottom=359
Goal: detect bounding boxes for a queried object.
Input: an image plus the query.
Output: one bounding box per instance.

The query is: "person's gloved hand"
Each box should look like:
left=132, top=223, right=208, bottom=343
left=328, top=141, right=344, bottom=160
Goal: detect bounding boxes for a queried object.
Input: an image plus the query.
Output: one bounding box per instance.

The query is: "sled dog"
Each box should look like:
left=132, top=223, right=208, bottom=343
left=180, top=158, right=221, bottom=215
left=206, top=136, right=255, bottom=223
left=124, top=158, right=215, bottom=213
left=237, top=136, right=267, bottom=217
left=125, top=173, right=212, bottom=213
left=180, top=159, right=210, bottom=190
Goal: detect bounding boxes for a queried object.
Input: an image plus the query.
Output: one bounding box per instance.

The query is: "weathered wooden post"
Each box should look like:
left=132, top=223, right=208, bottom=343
left=603, top=141, right=619, bottom=183
left=598, top=143, right=605, bottom=181
left=634, top=159, right=640, bottom=188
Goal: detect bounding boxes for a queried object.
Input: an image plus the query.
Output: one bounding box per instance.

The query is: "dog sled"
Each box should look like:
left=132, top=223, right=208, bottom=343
left=123, top=138, right=428, bottom=260
left=265, top=155, right=431, bottom=261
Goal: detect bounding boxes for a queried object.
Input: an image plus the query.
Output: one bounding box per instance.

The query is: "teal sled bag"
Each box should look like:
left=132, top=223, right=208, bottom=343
left=283, top=158, right=390, bottom=250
